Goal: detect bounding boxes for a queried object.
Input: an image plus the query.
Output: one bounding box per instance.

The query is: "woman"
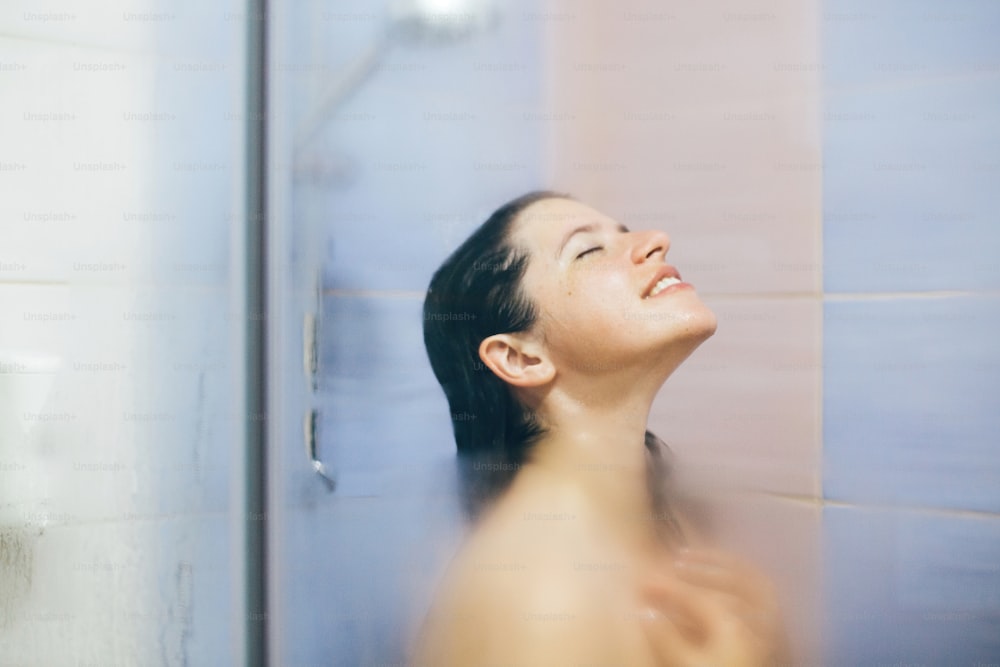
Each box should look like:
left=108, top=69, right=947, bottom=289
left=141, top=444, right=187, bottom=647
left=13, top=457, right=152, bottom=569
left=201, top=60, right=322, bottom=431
left=412, top=191, right=789, bottom=666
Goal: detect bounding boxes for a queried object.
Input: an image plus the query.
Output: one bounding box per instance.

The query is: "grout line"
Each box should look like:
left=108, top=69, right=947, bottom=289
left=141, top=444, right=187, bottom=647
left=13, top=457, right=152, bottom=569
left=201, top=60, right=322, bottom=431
left=321, top=289, right=1000, bottom=301
left=815, top=315, right=825, bottom=501
left=710, top=491, right=1000, bottom=521
left=323, top=288, right=425, bottom=299
left=825, top=290, right=1000, bottom=301
left=321, top=288, right=1000, bottom=300
left=0, top=29, right=160, bottom=58
left=825, top=66, right=1000, bottom=93
left=822, top=499, right=1000, bottom=520
left=321, top=289, right=827, bottom=300
left=0, top=281, right=235, bottom=293
left=701, top=292, right=821, bottom=300
left=824, top=68, right=1000, bottom=98
left=16, top=509, right=234, bottom=530
left=817, top=144, right=826, bottom=506
left=0, top=279, right=70, bottom=287
left=11, top=286, right=988, bottom=301
left=737, top=491, right=826, bottom=507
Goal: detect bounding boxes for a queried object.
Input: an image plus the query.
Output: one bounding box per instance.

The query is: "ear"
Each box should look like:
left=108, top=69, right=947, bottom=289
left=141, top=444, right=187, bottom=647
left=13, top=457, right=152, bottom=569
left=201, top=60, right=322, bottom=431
left=478, top=333, right=555, bottom=388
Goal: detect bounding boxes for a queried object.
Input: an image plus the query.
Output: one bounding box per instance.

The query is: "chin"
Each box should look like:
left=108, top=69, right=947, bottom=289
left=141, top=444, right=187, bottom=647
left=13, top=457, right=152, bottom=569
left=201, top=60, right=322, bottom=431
left=676, top=301, right=718, bottom=342
left=694, top=306, right=719, bottom=340
left=654, top=305, right=717, bottom=367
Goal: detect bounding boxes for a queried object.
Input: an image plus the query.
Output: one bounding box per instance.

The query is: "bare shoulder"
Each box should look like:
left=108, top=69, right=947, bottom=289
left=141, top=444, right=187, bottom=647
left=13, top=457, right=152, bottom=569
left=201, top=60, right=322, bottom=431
left=408, top=517, right=656, bottom=667
left=410, top=549, right=621, bottom=667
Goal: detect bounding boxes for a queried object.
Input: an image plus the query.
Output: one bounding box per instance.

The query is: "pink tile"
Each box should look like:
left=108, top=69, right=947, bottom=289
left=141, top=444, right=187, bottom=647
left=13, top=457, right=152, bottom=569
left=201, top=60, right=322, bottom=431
left=541, top=0, right=822, bottom=105
left=542, top=0, right=822, bottom=294
left=649, top=296, right=821, bottom=498
left=675, top=491, right=823, bottom=666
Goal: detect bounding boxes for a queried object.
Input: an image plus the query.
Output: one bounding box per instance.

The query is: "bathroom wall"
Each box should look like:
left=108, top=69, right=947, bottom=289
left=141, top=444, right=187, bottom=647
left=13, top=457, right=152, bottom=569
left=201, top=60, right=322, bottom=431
left=542, top=0, right=825, bottom=662
left=272, top=1, right=547, bottom=665
left=0, top=3, right=246, bottom=664
left=305, top=1, right=999, bottom=666
left=821, top=1, right=1000, bottom=663
left=2, top=1, right=996, bottom=666
left=293, top=0, right=827, bottom=664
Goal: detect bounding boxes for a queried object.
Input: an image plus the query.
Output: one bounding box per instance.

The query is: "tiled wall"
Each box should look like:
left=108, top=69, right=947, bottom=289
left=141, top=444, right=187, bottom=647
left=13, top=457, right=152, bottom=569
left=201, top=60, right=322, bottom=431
left=542, top=0, right=825, bottom=662
left=822, top=2, right=1000, bottom=663
left=0, top=3, right=245, bottom=664
left=272, top=1, right=547, bottom=665
left=306, top=2, right=1000, bottom=666
left=3, top=1, right=997, bottom=665
left=296, top=0, right=829, bottom=664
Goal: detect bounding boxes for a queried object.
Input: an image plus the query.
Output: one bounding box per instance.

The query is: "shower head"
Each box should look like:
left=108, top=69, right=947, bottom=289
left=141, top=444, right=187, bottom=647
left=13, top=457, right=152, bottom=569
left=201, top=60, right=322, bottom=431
left=387, top=0, right=499, bottom=45
left=293, top=0, right=499, bottom=158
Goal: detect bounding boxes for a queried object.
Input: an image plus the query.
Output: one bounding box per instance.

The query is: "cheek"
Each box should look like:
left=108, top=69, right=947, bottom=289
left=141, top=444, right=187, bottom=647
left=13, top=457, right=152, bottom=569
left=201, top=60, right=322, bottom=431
left=544, top=275, right=637, bottom=343
left=567, top=263, right=630, bottom=297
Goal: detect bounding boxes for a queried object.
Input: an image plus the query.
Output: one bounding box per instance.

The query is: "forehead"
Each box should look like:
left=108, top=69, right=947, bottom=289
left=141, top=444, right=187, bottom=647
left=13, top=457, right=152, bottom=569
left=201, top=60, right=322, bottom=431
left=510, top=198, right=616, bottom=251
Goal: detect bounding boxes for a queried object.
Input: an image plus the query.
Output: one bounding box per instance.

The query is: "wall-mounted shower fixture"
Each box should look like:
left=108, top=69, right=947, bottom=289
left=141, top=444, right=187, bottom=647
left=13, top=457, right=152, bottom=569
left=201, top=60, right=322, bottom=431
left=302, top=270, right=330, bottom=490
left=292, top=0, right=499, bottom=157
left=303, top=270, right=322, bottom=394
left=304, top=408, right=335, bottom=492
left=388, top=0, right=500, bottom=44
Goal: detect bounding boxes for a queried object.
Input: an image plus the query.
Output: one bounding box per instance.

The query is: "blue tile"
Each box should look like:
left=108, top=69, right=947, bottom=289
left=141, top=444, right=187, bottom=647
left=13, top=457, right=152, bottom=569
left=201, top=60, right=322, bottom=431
left=296, top=0, right=547, bottom=292
left=824, top=506, right=1000, bottom=666
left=315, top=90, right=545, bottom=292
left=305, top=294, right=457, bottom=497
left=320, top=178, right=545, bottom=293
left=273, top=3, right=556, bottom=665
left=824, top=75, right=1000, bottom=292
left=824, top=0, right=1000, bottom=90
left=824, top=295, right=1000, bottom=512
left=275, top=494, right=465, bottom=667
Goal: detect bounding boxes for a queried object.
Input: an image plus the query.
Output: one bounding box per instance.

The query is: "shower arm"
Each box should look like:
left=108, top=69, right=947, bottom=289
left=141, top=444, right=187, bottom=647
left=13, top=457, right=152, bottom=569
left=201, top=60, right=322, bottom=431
left=291, top=1, right=499, bottom=158
left=292, top=34, right=388, bottom=158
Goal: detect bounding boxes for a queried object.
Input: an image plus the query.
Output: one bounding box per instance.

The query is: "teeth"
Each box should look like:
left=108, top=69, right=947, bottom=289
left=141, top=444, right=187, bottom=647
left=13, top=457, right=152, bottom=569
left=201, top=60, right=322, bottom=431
left=648, top=276, right=681, bottom=297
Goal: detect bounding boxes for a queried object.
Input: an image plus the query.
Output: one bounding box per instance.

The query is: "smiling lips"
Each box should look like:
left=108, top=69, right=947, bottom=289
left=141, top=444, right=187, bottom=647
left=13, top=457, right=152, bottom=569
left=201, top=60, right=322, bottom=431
left=642, top=266, right=689, bottom=299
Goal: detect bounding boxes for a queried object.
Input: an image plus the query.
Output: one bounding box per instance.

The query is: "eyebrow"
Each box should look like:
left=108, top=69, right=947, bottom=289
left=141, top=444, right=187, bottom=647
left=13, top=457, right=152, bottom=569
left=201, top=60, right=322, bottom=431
left=556, top=222, right=630, bottom=258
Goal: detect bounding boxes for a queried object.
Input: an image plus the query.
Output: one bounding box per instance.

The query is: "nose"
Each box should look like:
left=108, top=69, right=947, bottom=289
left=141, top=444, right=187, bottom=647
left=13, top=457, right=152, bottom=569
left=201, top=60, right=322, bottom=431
left=630, top=229, right=670, bottom=264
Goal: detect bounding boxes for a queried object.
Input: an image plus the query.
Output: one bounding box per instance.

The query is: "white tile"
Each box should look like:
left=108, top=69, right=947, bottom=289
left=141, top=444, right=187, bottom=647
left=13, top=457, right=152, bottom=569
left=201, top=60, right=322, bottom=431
left=0, top=0, right=242, bottom=60
left=1, top=284, right=237, bottom=526
left=0, top=33, right=242, bottom=288
left=0, top=513, right=236, bottom=664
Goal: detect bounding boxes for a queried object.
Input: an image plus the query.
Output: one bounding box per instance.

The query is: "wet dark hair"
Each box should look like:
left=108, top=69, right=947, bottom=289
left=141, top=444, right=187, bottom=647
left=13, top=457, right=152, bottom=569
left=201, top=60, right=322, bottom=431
left=422, top=190, right=685, bottom=545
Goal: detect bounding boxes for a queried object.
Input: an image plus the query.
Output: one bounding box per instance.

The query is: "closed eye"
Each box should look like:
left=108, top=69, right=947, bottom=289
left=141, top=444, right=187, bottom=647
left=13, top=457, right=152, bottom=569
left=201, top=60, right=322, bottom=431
left=576, top=246, right=603, bottom=260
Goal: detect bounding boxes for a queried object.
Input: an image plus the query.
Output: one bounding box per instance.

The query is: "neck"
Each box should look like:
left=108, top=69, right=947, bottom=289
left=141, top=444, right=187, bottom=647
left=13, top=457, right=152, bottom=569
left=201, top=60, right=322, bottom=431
left=515, top=376, right=669, bottom=558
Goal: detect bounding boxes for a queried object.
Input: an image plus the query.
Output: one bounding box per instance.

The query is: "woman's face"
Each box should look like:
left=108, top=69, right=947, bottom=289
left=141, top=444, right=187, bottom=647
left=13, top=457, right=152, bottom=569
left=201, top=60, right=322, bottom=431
left=510, top=197, right=717, bottom=377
